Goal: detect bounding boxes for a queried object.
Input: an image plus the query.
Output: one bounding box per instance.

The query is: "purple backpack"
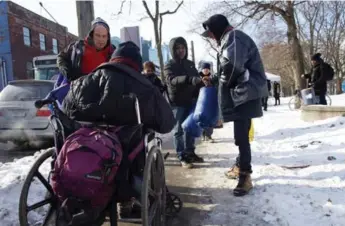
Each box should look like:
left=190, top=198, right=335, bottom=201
left=51, top=127, right=123, bottom=222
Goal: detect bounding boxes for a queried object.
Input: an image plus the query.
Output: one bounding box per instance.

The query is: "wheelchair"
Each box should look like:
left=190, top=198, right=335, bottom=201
left=18, top=93, right=182, bottom=226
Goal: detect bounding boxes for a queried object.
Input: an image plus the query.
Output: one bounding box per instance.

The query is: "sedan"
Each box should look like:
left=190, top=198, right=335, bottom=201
left=0, top=80, right=55, bottom=146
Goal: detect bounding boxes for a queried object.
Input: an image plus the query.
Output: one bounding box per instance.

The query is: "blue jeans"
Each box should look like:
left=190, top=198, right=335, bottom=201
left=173, top=106, right=196, bottom=159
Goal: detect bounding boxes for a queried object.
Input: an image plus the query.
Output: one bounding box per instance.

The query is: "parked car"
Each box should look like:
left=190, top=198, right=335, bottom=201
left=0, top=80, right=55, bottom=146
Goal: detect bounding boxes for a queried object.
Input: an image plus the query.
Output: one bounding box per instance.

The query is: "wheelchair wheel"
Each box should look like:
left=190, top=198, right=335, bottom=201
left=141, top=146, right=166, bottom=226
left=19, top=149, right=57, bottom=226
left=166, top=192, right=183, bottom=217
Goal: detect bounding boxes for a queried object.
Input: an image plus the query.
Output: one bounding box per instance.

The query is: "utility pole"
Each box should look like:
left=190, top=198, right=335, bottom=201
left=190, top=40, right=195, bottom=64
left=76, top=0, right=95, bottom=39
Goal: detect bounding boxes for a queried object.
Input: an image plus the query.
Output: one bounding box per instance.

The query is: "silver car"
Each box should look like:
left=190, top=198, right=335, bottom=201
left=0, top=80, right=55, bottom=146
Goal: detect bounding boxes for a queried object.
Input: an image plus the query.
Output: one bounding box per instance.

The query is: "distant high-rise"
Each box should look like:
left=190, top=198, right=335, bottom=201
left=141, top=38, right=152, bottom=63
left=120, top=26, right=142, bottom=54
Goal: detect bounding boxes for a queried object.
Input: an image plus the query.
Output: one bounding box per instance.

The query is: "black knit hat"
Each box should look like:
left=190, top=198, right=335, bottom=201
left=111, top=41, right=143, bottom=71
left=311, top=53, right=322, bottom=61
left=201, top=14, right=231, bottom=42
left=201, top=62, right=211, bottom=70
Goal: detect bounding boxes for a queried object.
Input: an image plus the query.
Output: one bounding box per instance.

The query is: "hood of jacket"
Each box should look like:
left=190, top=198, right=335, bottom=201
left=169, top=37, right=188, bottom=60
left=86, top=17, right=112, bottom=50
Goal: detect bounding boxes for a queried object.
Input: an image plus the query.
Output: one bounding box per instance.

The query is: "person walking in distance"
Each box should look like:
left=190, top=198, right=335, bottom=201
left=273, top=81, right=281, bottom=105
left=164, top=37, right=206, bottom=169
left=262, top=79, right=271, bottom=111
left=201, top=14, right=268, bottom=196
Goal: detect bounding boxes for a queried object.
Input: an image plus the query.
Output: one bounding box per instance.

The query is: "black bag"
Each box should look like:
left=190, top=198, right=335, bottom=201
left=322, top=63, right=334, bottom=81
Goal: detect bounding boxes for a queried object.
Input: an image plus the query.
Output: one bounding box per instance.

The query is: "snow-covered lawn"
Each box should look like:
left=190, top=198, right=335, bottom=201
left=0, top=94, right=344, bottom=226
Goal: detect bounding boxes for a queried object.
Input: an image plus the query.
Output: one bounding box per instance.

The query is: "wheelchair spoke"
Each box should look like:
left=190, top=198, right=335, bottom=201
left=27, top=198, right=52, bottom=212
left=148, top=200, right=159, bottom=225
left=34, top=171, right=54, bottom=195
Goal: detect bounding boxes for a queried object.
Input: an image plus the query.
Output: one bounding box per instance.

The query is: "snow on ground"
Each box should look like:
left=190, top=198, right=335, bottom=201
left=0, top=94, right=344, bottom=225
left=194, top=94, right=345, bottom=226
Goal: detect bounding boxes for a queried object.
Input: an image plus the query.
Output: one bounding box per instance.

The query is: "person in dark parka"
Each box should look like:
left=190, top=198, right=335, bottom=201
left=164, top=37, right=205, bottom=169
left=273, top=81, right=281, bottom=105
left=262, top=79, right=271, bottom=111
left=201, top=14, right=268, bottom=196
left=63, top=41, right=175, bottom=134
left=302, top=53, right=333, bottom=105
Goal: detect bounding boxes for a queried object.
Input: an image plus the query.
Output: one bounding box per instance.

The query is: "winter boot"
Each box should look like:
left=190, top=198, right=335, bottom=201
left=224, top=165, right=240, bottom=179
left=233, top=172, right=253, bottom=197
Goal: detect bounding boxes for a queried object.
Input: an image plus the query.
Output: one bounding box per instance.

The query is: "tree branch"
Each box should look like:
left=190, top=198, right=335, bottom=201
left=160, top=1, right=184, bottom=16
left=142, top=1, right=154, bottom=20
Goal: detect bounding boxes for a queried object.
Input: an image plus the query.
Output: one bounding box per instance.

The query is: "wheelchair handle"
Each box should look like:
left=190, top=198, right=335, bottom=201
left=34, top=99, right=54, bottom=109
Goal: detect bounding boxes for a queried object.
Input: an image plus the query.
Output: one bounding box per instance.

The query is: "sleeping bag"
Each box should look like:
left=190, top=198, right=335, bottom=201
left=193, top=87, right=219, bottom=128
left=181, top=106, right=203, bottom=137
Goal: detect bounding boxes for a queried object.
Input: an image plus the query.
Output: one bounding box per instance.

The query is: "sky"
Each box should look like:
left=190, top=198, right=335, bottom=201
left=10, top=0, right=217, bottom=64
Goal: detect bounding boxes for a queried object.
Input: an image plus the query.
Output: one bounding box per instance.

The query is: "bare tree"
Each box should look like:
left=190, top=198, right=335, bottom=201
left=142, top=1, right=183, bottom=83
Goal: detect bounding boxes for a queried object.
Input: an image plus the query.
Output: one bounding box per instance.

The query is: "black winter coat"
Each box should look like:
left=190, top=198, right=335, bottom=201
left=164, top=37, right=203, bottom=107
left=305, top=62, right=329, bottom=95
left=57, top=40, right=115, bottom=82
left=216, top=29, right=268, bottom=122
left=63, top=63, right=176, bottom=134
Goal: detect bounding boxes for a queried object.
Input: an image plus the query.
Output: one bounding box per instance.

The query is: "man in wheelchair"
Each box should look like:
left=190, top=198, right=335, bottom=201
left=48, top=41, right=176, bottom=224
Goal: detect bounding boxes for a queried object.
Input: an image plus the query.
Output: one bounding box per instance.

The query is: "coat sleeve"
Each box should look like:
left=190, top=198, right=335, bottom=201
left=219, top=36, right=248, bottom=88
left=164, top=61, right=189, bottom=85
left=57, top=42, right=74, bottom=79
left=314, top=64, right=328, bottom=86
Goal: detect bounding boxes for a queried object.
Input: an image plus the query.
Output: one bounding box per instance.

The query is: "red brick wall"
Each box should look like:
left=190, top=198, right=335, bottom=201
left=7, top=1, right=78, bottom=80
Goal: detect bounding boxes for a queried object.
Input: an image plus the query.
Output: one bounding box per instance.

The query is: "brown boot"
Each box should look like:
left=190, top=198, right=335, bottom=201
left=233, top=172, right=253, bottom=197
left=224, top=165, right=240, bottom=179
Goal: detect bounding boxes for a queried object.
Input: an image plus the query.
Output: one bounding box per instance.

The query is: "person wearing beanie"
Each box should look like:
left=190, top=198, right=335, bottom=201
left=302, top=53, right=334, bottom=105
left=164, top=37, right=207, bottom=169
left=142, top=61, right=165, bottom=93
left=57, top=17, right=116, bottom=82
left=199, top=62, right=216, bottom=143
left=201, top=14, right=269, bottom=196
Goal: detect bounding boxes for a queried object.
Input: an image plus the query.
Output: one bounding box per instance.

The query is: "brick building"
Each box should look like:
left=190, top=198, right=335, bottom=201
left=0, top=1, right=77, bottom=90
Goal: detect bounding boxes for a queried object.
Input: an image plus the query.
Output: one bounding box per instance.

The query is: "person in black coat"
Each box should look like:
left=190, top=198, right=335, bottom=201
left=63, top=41, right=175, bottom=134
left=302, top=53, right=333, bottom=105
left=142, top=61, right=165, bottom=93
left=262, top=79, right=271, bottom=111
left=164, top=37, right=206, bottom=169
left=201, top=14, right=268, bottom=196
left=273, top=82, right=281, bottom=105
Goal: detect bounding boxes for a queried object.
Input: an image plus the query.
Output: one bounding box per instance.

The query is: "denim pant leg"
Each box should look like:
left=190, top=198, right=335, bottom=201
left=173, top=107, right=189, bottom=158
left=184, top=130, right=196, bottom=154
left=234, top=119, right=252, bottom=173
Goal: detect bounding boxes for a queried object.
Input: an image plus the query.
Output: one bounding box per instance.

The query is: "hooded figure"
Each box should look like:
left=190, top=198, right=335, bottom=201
left=57, top=17, right=116, bottom=82
left=164, top=37, right=205, bottom=169
left=201, top=14, right=269, bottom=197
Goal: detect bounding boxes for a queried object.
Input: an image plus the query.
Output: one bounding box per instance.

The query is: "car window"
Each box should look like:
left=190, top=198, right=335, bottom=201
left=0, top=83, right=54, bottom=101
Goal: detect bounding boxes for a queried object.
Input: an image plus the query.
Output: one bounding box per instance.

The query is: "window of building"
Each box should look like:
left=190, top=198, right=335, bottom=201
left=52, top=38, right=58, bottom=54
left=39, top=33, right=46, bottom=51
left=23, top=27, right=31, bottom=46
left=26, top=62, right=34, bottom=79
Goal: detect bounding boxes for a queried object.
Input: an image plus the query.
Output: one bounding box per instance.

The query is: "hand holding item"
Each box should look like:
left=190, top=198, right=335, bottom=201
left=202, top=76, right=211, bottom=86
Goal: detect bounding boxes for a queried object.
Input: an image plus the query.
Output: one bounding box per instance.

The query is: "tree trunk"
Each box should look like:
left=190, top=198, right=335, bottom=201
left=336, top=77, right=343, bottom=94
left=153, top=21, right=166, bottom=84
